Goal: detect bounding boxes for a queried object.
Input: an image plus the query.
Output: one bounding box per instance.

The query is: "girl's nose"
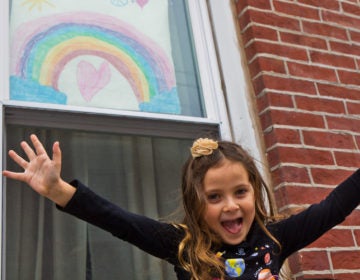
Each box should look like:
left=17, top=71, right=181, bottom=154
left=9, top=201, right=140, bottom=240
left=223, top=198, right=240, bottom=212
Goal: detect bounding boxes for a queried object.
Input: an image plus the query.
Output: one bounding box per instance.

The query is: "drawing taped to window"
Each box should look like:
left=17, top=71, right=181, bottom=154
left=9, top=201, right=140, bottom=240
left=10, top=0, right=180, bottom=114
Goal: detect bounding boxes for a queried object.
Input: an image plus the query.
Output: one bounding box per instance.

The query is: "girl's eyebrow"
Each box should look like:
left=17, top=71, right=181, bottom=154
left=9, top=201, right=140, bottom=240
left=204, top=183, right=251, bottom=193
left=204, top=187, right=223, bottom=193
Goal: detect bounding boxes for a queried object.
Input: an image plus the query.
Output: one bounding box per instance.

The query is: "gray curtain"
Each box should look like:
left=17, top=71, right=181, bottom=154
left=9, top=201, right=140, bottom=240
left=5, top=126, right=191, bottom=280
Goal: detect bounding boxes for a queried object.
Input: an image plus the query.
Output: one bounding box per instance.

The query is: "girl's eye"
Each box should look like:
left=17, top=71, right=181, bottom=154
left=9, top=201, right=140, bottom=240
left=235, top=189, right=247, bottom=196
left=206, top=193, right=221, bottom=203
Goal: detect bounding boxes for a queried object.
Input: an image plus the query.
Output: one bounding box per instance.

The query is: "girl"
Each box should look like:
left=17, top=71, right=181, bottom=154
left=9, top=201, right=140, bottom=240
left=3, top=135, right=360, bottom=279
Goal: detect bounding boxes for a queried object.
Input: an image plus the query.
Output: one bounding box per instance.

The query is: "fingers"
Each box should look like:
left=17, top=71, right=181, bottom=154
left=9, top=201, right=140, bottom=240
left=7, top=149, right=28, bottom=170
left=30, top=134, right=48, bottom=157
left=52, top=141, right=62, bottom=169
left=2, top=170, right=25, bottom=181
left=3, top=134, right=60, bottom=185
left=20, top=140, right=36, bottom=161
left=20, top=134, right=49, bottom=161
left=4, top=134, right=58, bottom=174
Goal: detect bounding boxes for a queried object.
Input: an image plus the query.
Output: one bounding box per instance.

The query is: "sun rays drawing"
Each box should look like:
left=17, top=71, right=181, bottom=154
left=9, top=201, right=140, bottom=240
left=21, top=0, right=55, bottom=11
left=11, top=0, right=180, bottom=114
left=10, top=1, right=180, bottom=114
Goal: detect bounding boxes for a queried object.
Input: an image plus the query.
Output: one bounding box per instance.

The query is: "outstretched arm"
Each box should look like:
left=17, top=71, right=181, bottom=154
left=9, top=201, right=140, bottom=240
left=2, top=134, right=75, bottom=207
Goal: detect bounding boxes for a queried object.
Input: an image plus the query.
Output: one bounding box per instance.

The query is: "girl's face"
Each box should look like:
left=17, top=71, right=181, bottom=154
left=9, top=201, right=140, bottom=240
left=202, top=158, right=255, bottom=245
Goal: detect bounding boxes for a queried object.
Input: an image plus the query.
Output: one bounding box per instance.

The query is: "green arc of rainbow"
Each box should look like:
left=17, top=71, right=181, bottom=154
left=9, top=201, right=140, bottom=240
left=12, top=12, right=177, bottom=106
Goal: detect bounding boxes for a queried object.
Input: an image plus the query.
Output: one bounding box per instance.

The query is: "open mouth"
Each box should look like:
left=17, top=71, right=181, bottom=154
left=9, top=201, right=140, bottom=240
left=221, top=218, right=243, bottom=234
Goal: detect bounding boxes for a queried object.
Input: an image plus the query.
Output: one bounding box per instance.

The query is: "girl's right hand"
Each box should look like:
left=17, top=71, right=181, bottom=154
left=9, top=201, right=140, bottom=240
left=2, top=134, right=75, bottom=207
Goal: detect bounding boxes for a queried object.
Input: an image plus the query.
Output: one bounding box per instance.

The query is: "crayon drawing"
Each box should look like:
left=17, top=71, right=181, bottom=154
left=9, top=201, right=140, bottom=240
left=22, top=0, right=55, bottom=11
left=10, top=0, right=180, bottom=114
left=111, top=0, right=149, bottom=9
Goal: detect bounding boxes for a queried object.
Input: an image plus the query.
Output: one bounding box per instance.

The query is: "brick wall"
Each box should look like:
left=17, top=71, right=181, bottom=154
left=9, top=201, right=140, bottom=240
left=234, top=0, right=360, bottom=279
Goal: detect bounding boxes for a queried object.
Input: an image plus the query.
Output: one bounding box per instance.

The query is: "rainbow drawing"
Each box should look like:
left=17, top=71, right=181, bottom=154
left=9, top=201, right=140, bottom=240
left=10, top=12, right=180, bottom=114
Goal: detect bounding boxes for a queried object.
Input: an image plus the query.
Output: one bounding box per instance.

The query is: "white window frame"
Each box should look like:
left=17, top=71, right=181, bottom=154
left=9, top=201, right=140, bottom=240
left=1, top=1, right=231, bottom=135
left=206, top=0, right=265, bottom=161
left=0, top=0, right=265, bottom=277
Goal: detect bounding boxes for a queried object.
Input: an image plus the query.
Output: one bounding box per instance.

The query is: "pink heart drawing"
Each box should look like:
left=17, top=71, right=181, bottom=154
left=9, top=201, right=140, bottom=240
left=136, top=0, right=149, bottom=9
left=77, top=61, right=111, bottom=102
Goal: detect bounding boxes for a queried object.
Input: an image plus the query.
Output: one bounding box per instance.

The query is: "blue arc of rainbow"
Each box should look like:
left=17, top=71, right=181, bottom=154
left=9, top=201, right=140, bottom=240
left=11, top=12, right=180, bottom=114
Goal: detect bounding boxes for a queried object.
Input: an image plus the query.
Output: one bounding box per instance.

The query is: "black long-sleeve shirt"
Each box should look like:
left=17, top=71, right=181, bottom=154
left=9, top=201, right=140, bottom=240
left=59, top=169, right=360, bottom=279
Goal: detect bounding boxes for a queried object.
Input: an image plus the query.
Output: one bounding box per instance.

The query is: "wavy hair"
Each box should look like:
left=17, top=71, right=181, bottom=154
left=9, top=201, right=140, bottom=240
left=177, top=140, right=281, bottom=280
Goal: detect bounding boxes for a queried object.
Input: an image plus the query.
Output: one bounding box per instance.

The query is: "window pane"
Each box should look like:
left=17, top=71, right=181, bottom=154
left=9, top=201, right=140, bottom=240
left=5, top=125, right=193, bottom=279
left=9, top=0, right=204, bottom=117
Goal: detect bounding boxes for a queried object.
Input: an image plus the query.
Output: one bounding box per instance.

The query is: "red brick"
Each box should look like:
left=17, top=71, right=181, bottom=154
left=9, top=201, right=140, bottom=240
left=287, top=253, right=301, bottom=274
left=257, top=92, right=294, bottom=113
left=355, top=229, right=360, bottom=246
left=294, top=274, right=336, bottom=280
left=295, top=96, right=346, bottom=114
left=302, top=21, right=348, bottom=40
left=330, top=41, right=360, bottom=57
left=263, top=127, right=301, bottom=148
left=271, top=166, right=310, bottom=187
left=329, top=273, right=360, bottom=280
left=308, top=229, right=355, bottom=248
left=310, top=50, right=356, bottom=69
left=347, top=101, right=360, bottom=116
left=297, top=251, right=330, bottom=271
left=287, top=62, right=337, bottom=82
left=311, top=168, right=354, bottom=185
left=241, top=25, right=278, bottom=45
left=327, top=116, right=360, bottom=134
left=267, top=146, right=334, bottom=167
left=356, top=135, right=360, bottom=149
left=260, top=110, right=325, bottom=129
left=350, top=29, right=360, bottom=44
left=334, top=151, right=360, bottom=167
left=276, top=185, right=332, bottom=206
left=280, top=32, right=327, bottom=50
left=331, top=250, right=360, bottom=269
left=248, top=56, right=286, bottom=78
left=302, top=131, right=355, bottom=149
left=341, top=209, right=360, bottom=227
left=244, top=43, right=258, bottom=63
left=253, top=74, right=317, bottom=96
left=322, top=9, right=360, bottom=29
left=235, top=0, right=271, bottom=14
left=289, top=253, right=334, bottom=278
left=338, top=69, right=360, bottom=86
left=357, top=58, right=360, bottom=68
left=317, top=83, right=360, bottom=101
left=257, top=94, right=269, bottom=114
left=245, top=41, right=308, bottom=62
left=273, top=0, right=320, bottom=20
left=238, top=8, right=252, bottom=31
left=297, top=0, right=340, bottom=11
left=342, top=2, right=360, bottom=17
left=242, top=9, right=301, bottom=31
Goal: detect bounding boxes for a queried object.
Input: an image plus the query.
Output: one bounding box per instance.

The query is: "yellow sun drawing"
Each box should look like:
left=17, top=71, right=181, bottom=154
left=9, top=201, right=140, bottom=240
left=22, top=0, right=55, bottom=11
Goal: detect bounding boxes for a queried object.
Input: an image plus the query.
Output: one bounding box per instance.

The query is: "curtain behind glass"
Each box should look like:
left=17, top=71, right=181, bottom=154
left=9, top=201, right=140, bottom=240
left=5, top=126, right=191, bottom=280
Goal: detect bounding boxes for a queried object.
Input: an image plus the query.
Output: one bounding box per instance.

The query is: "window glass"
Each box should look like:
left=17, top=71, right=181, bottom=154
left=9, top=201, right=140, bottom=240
left=9, top=0, right=204, bottom=117
left=5, top=125, right=193, bottom=279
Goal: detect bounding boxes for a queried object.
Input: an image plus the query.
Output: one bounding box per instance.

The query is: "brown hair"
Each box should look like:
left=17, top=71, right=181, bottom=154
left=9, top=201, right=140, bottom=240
left=177, top=140, right=281, bottom=280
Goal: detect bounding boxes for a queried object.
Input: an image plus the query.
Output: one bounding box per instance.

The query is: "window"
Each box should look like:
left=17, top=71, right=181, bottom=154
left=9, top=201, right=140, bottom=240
left=9, top=0, right=205, bottom=117
left=5, top=124, right=196, bottom=279
left=1, top=0, right=263, bottom=279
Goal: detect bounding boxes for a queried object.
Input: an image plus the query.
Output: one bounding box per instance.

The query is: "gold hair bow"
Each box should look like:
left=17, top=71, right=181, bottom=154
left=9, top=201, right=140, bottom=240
left=190, top=138, right=218, bottom=158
